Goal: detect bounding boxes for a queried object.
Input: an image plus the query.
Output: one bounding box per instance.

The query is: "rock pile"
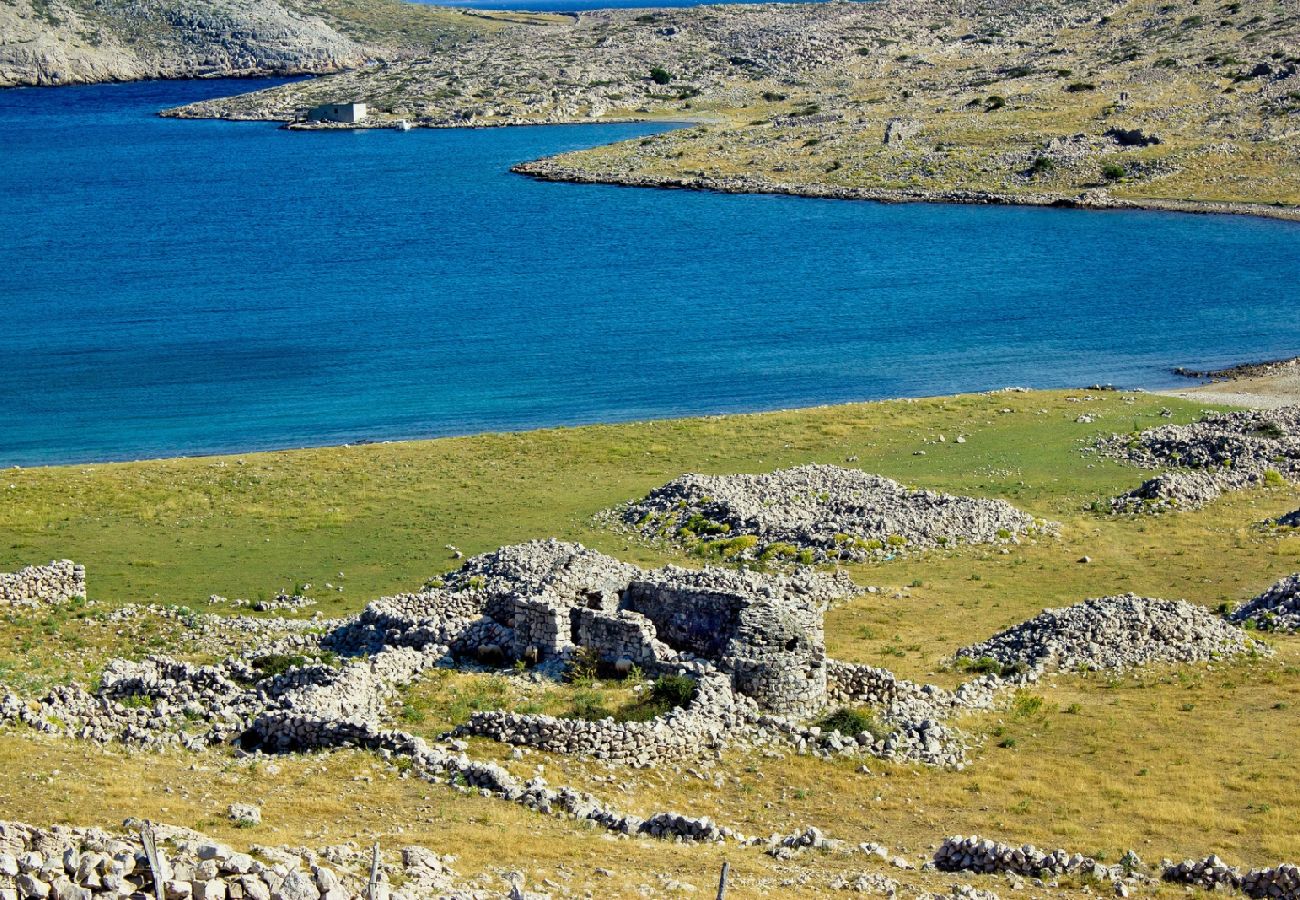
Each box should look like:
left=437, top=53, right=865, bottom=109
left=934, top=836, right=1137, bottom=882
left=0, top=818, right=470, bottom=900
left=1164, top=856, right=1300, bottom=900
left=617, top=465, right=1045, bottom=562
left=1097, top=407, right=1300, bottom=512
left=1230, top=574, right=1300, bottom=632
left=954, top=595, right=1263, bottom=674
left=1275, top=508, right=1300, bottom=529
left=0, top=560, right=85, bottom=607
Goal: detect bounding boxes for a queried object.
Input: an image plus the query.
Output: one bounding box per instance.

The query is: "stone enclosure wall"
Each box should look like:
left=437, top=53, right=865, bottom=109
left=0, top=561, right=85, bottom=607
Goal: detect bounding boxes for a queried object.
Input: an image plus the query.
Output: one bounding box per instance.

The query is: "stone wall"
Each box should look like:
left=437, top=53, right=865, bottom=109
left=0, top=819, right=465, bottom=900
left=0, top=561, right=85, bottom=607
left=455, top=671, right=754, bottom=766
left=623, top=567, right=829, bottom=715
left=571, top=608, right=671, bottom=667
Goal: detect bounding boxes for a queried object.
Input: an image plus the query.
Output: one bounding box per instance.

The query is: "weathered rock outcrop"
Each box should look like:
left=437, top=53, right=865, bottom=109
left=0, top=0, right=371, bottom=87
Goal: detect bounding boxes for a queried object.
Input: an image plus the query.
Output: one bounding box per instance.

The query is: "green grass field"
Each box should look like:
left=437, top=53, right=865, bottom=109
left=2, top=389, right=1298, bottom=895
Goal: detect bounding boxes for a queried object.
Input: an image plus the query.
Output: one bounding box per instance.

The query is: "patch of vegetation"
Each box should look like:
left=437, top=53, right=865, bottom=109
left=817, top=706, right=882, bottom=738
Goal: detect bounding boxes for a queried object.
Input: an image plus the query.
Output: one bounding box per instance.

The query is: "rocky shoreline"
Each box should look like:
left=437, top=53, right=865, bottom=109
left=1173, top=356, right=1300, bottom=382
left=510, top=161, right=1300, bottom=224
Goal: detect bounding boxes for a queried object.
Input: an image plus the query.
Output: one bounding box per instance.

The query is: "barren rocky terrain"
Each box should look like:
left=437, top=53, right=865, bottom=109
left=150, top=0, right=1300, bottom=215
left=0, top=0, right=554, bottom=86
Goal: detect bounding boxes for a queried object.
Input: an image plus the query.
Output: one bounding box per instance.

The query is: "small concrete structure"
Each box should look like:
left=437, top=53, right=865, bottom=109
left=306, top=102, right=367, bottom=124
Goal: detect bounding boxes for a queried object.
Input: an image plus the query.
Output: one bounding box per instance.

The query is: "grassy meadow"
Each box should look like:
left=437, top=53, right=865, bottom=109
left=1, top=388, right=1298, bottom=895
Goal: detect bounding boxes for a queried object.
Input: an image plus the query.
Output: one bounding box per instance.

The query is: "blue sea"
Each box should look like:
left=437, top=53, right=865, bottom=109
left=1, top=78, right=1299, bottom=467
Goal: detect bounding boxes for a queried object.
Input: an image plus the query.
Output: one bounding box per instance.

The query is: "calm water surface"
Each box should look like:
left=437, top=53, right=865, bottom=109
left=2, top=78, right=1299, bottom=466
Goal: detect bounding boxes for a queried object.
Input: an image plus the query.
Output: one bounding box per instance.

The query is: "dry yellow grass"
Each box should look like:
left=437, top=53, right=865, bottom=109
left=2, top=390, right=1299, bottom=893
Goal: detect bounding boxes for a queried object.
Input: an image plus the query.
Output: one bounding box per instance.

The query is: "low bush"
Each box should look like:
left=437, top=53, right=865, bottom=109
left=818, top=706, right=880, bottom=737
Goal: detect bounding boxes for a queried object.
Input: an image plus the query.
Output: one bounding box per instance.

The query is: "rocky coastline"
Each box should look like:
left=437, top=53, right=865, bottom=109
left=509, top=160, right=1300, bottom=224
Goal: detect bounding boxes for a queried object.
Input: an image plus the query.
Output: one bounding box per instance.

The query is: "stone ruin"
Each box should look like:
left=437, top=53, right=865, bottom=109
left=615, top=464, right=1048, bottom=563
left=0, top=560, right=85, bottom=607
left=329, top=540, right=843, bottom=717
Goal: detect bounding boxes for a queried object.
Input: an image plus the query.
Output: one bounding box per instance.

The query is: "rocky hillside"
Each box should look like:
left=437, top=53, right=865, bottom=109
left=0, top=0, right=546, bottom=87
left=164, top=0, right=1300, bottom=214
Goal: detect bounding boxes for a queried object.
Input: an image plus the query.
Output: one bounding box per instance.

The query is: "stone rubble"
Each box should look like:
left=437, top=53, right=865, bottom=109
left=616, top=464, right=1049, bottom=563
left=934, top=835, right=1138, bottom=882
left=0, top=818, right=485, bottom=900
left=1096, top=407, right=1300, bottom=512
left=954, top=594, right=1265, bottom=674
left=1230, top=574, right=1300, bottom=632
left=1164, top=856, right=1300, bottom=900
left=0, top=561, right=85, bottom=607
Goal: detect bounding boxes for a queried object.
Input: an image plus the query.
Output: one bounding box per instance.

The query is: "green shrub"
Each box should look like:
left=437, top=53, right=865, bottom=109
left=649, top=66, right=672, bottom=85
left=682, top=513, right=729, bottom=536
left=1030, top=156, right=1056, bottom=175
left=1011, top=690, right=1045, bottom=718
left=251, top=654, right=310, bottom=678
left=651, top=674, right=698, bottom=708
left=758, top=541, right=801, bottom=561
left=564, top=646, right=601, bottom=684
left=985, top=95, right=1007, bottom=110
left=568, top=688, right=611, bottom=720
left=1101, top=162, right=1127, bottom=181
left=613, top=675, right=697, bottom=722
left=817, top=706, right=879, bottom=737
left=1066, top=82, right=1097, bottom=92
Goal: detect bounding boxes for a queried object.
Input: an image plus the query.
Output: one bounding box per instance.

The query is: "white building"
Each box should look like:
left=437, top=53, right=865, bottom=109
left=306, top=102, right=367, bottom=124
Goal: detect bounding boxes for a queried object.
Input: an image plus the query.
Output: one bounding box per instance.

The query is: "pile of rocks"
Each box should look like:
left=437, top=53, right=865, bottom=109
left=1275, top=508, right=1300, bottom=529
left=0, top=560, right=85, bottom=607
left=1163, top=856, right=1300, bottom=900
left=0, top=819, right=473, bottom=900
left=1229, top=573, right=1300, bottom=632
left=934, top=836, right=1135, bottom=882
left=616, top=465, right=1046, bottom=562
left=954, top=595, right=1264, bottom=674
left=1096, top=408, right=1300, bottom=512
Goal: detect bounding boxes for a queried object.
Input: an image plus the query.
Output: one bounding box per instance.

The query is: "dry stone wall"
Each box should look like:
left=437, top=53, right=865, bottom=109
left=0, top=819, right=469, bottom=900
left=0, top=561, right=84, bottom=607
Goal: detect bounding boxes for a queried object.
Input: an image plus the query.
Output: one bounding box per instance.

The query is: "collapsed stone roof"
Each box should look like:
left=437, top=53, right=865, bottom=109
left=617, top=464, right=1047, bottom=562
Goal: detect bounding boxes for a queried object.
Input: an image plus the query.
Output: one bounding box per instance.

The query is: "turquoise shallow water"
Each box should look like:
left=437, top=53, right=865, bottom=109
left=1, top=78, right=1299, bottom=467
